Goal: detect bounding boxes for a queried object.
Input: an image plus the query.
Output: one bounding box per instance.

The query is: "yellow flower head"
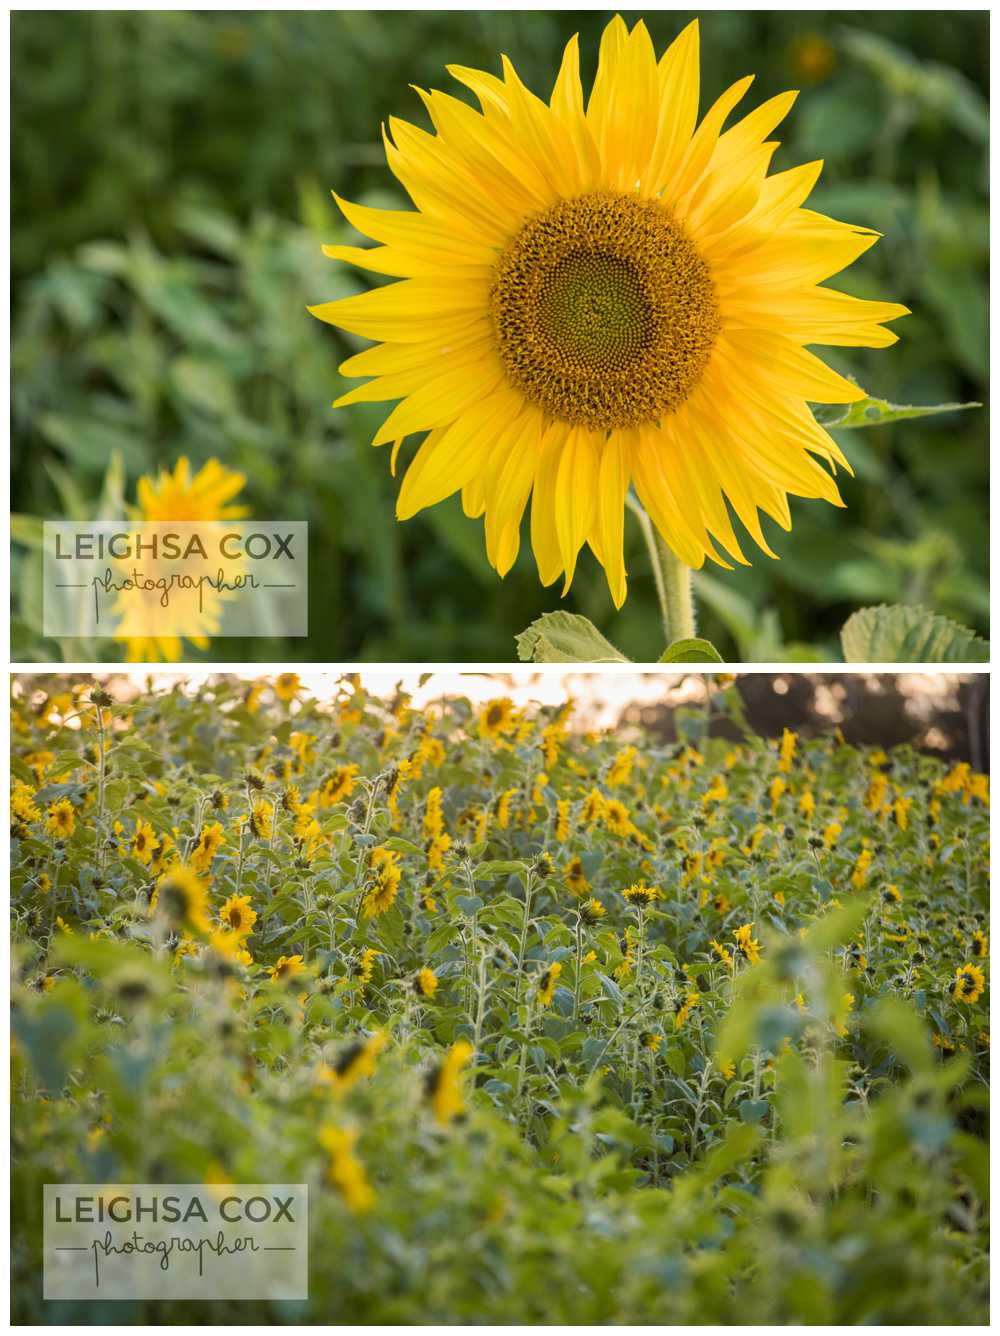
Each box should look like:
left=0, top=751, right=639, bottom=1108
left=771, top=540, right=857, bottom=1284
left=538, top=961, right=562, bottom=1007
left=273, top=672, right=301, bottom=702
left=580, top=897, right=607, bottom=926
left=564, top=855, right=590, bottom=897
left=131, top=817, right=160, bottom=867
left=622, top=882, right=660, bottom=908
left=249, top=799, right=273, bottom=841
left=778, top=728, right=798, bottom=773
left=675, top=992, right=700, bottom=1030
left=479, top=697, right=518, bottom=741
left=268, top=953, right=305, bottom=984
left=46, top=799, right=76, bottom=840
left=822, top=820, right=842, bottom=849
left=953, top=963, right=985, bottom=1006
left=710, top=938, right=733, bottom=967
left=319, top=1125, right=375, bottom=1213
left=191, top=821, right=225, bottom=874
left=361, top=846, right=402, bottom=918
left=603, top=798, right=635, bottom=838
left=555, top=797, right=571, bottom=843
left=353, top=947, right=381, bottom=986
left=428, top=1040, right=474, bottom=1126
left=320, top=764, right=359, bottom=808
left=137, top=456, right=248, bottom=522
left=325, top=1030, right=388, bottom=1092
left=151, top=864, right=211, bottom=936
left=733, top=923, right=761, bottom=964
left=219, top=894, right=257, bottom=939
left=313, top=17, right=905, bottom=604
left=607, top=745, right=637, bottom=788
left=581, top=789, right=606, bottom=824
left=415, top=966, right=439, bottom=999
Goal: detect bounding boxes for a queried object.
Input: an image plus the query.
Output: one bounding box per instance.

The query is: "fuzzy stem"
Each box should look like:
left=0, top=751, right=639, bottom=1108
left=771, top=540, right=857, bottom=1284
left=625, top=493, right=696, bottom=646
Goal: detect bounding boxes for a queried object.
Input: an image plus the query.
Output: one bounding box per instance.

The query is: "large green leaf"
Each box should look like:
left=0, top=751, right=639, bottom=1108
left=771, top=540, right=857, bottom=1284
left=814, top=395, right=980, bottom=429
left=841, top=603, right=988, bottom=662
left=515, top=612, right=629, bottom=663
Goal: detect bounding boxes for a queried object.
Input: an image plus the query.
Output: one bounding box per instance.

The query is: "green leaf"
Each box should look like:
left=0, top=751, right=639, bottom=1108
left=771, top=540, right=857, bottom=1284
left=515, top=612, right=629, bottom=663
left=659, top=637, right=723, bottom=663
left=814, top=395, right=980, bottom=429
left=840, top=604, right=988, bottom=662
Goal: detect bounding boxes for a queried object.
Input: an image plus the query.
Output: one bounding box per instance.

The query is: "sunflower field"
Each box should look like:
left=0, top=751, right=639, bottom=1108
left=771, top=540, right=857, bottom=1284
left=10, top=10, right=989, bottom=663
left=10, top=674, right=989, bottom=1323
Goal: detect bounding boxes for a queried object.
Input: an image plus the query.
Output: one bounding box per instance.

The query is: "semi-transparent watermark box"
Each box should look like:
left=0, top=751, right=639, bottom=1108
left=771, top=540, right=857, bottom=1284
left=43, top=1183, right=309, bottom=1300
left=42, top=521, right=308, bottom=640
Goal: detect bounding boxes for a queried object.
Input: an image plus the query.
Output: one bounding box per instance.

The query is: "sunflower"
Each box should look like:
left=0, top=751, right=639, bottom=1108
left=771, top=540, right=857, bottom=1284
left=326, top=1030, right=388, bottom=1092
left=319, top=1125, right=375, bottom=1214
left=427, top=1039, right=475, bottom=1126
left=361, top=846, right=402, bottom=919
left=479, top=696, right=517, bottom=741
left=249, top=799, right=274, bottom=841
left=116, top=457, right=248, bottom=662
left=538, top=961, right=562, bottom=1006
left=734, top=922, right=761, bottom=964
left=622, top=882, right=660, bottom=907
left=151, top=865, right=211, bottom=936
left=45, top=799, right=76, bottom=840
left=191, top=821, right=225, bottom=874
left=320, top=764, right=359, bottom=808
left=674, top=991, right=700, bottom=1030
left=580, top=897, right=607, bottom=925
left=274, top=673, right=301, bottom=703
left=311, top=16, right=907, bottom=606
left=415, top=966, right=439, bottom=999
left=555, top=857, right=587, bottom=899
left=219, top=893, right=257, bottom=939
left=131, top=817, right=159, bottom=867
left=268, top=953, right=305, bottom=984
left=952, top=963, right=985, bottom=1006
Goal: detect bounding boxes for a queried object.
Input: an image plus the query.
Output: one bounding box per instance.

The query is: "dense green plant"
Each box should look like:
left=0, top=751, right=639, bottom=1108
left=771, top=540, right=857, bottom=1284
left=10, top=11, right=989, bottom=661
left=11, top=675, right=989, bottom=1321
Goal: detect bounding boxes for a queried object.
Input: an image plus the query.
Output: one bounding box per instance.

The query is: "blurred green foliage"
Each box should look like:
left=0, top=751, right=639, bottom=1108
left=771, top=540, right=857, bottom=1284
left=11, top=11, right=988, bottom=661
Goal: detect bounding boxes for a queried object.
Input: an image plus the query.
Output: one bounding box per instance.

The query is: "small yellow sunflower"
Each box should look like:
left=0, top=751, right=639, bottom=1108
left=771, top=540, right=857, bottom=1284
left=478, top=696, right=518, bottom=741
left=269, top=953, right=305, bottom=984
left=131, top=817, right=159, bottom=867
left=45, top=799, right=76, bottom=840
left=274, top=672, right=301, bottom=703
left=415, top=966, right=439, bottom=999
left=361, top=846, right=402, bottom=919
left=952, top=963, right=985, bottom=1006
left=311, top=16, right=907, bottom=605
left=219, top=893, right=257, bottom=939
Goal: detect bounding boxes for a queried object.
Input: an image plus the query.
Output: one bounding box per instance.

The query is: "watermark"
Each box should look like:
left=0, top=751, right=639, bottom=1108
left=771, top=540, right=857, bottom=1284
left=42, top=521, right=308, bottom=640
left=43, top=1183, right=308, bottom=1300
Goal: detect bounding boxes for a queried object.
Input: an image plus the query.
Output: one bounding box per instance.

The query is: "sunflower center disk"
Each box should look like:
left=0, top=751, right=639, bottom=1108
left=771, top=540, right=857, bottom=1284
left=491, top=193, right=719, bottom=431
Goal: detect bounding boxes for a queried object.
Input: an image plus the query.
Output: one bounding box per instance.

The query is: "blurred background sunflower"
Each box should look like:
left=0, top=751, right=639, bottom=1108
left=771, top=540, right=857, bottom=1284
left=11, top=11, right=988, bottom=662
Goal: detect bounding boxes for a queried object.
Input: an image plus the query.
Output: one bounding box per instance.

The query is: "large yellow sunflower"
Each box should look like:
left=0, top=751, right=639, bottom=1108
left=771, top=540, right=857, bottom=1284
left=311, top=17, right=908, bottom=607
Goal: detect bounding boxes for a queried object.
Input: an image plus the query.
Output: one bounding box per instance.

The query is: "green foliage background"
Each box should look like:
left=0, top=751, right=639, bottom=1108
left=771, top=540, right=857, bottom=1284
left=10, top=675, right=989, bottom=1322
left=11, top=10, right=989, bottom=661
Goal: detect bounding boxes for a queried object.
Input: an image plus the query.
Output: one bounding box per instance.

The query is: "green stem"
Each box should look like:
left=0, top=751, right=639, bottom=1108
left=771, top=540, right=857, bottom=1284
left=625, top=493, right=696, bottom=646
